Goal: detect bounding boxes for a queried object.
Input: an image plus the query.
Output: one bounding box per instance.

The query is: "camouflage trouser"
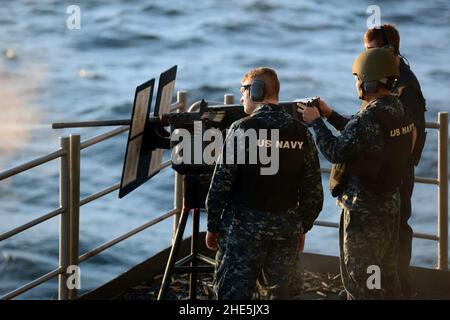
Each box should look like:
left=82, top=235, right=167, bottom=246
left=214, top=206, right=301, bottom=300
left=339, top=207, right=403, bottom=299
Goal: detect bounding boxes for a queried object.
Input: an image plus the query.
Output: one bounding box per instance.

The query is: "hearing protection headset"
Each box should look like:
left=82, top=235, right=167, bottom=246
left=249, top=79, right=266, bottom=102
left=361, top=80, right=379, bottom=93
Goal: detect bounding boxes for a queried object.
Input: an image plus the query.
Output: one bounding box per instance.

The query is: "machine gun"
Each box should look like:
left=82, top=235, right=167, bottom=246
left=52, top=66, right=319, bottom=199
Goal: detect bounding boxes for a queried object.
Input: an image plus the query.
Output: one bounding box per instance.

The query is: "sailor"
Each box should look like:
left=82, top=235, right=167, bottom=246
left=205, top=67, right=323, bottom=299
left=299, top=48, right=415, bottom=299
left=364, top=24, right=427, bottom=298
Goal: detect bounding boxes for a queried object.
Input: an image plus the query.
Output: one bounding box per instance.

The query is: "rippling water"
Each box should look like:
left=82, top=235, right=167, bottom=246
left=0, top=0, right=449, bottom=299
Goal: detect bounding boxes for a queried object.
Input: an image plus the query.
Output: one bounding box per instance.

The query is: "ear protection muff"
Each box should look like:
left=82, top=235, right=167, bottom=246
left=356, top=80, right=378, bottom=99
left=362, top=80, right=379, bottom=93
left=360, top=78, right=397, bottom=99
left=250, top=79, right=266, bottom=102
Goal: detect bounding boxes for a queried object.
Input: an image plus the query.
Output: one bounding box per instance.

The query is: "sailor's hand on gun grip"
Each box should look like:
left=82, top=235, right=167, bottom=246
left=206, top=231, right=219, bottom=251
left=297, top=103, right=321, bottom=125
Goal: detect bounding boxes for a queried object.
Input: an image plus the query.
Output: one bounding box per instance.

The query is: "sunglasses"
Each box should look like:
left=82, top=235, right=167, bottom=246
left=240, top=84, right=251, bottom=94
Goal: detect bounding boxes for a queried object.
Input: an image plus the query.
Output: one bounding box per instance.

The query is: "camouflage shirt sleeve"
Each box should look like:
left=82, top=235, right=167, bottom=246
left=297, top=130, right=324, bottom=233
left=205, top=123, right=239, bottom=233
left=311, top=111, right=379, bottom=164
left=327, top=110, right=351, bottom=131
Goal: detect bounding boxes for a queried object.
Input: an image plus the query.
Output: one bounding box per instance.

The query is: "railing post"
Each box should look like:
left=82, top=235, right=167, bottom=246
left=58, top=137, right=70, bottom=300
left=68, top=134, right=81, bottom=299
left=438, top=112, right=448, bottom=271
left=224, top=94, right=234, bottom=105
left=173, top=91, right=187, bottom=243
left=58, top=135, right=81, bottom=300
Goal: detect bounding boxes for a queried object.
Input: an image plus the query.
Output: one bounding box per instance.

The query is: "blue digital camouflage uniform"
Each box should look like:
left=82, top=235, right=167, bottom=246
left=311, top=95, right=404, bottom=299
left=206, top=104, right=323, bottom=300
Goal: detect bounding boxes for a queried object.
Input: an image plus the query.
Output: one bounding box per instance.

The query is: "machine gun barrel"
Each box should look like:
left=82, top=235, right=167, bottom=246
left=52, top=117, right=169, bottom=129
left=51, top=100, right=309, bottom=130
left=52, top=119, right=131, bottom=129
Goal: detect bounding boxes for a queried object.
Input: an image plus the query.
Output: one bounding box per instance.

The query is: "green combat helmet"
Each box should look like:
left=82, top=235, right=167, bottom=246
left=352, top=48, right=400, bottom=98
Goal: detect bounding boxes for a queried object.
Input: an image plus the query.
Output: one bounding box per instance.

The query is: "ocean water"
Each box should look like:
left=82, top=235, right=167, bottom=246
left=0, top=0, right=449, bottom=299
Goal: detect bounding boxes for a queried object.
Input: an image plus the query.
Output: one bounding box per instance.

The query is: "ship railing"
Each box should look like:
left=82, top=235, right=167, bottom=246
left=0, top=91, right=447, bottom=300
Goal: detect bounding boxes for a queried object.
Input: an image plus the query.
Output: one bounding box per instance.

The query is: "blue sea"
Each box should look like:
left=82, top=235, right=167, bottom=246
left=0, top=0, right=449, bottom=299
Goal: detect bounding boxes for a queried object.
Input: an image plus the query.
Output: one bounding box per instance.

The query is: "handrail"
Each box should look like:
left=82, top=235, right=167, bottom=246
left=0, top=207, right=65, bottom=242
left=0, top=91, right=447, bottom=300
left=80, top=126, right=129, bottom=150
left=80, top=183, right=120, bottom=207
left=426, top=121, right=440, bottom=129
left=79, top=160, right=171, bottom=206
left=415, top=177, right=439, bottom=185
left=79, top=208, right=178, bottom=263
left=0, top=162, right=169, bottom=243
left=313, top=220, right=439, bottom=241
left=320, top=167, right=439, bottom=185
left=0, top=149, right=66, bottom=182
left=0, top=267, right=64, bottom=300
